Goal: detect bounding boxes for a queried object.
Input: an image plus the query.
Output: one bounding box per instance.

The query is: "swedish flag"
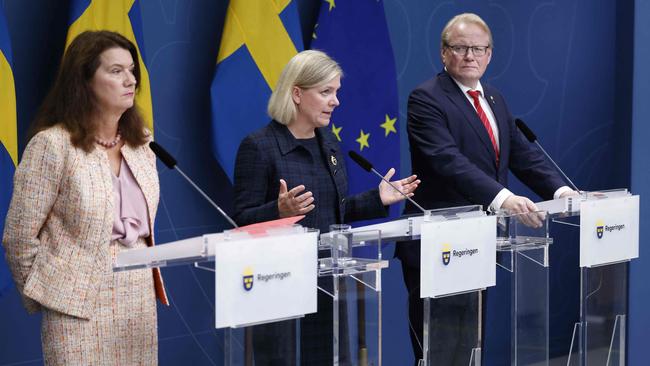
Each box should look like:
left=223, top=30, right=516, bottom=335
left=311, top=0, right=400, bottom=218
left=210, top=0, right=303, bottom=180
left=0, top=5, right=17, bottom=297
left=67, top=0, right=154, bottom=130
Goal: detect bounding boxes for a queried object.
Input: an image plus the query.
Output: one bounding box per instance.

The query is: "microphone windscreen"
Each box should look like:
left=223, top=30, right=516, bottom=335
left=348, top=150, right=373, bottom=172
left=515, top=118, right=537, bottom=143
left=149, top=141, right=177, bottom=169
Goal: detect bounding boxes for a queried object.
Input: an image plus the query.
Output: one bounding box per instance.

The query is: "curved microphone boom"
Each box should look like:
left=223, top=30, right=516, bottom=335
left=514, top=118, right=580, bottom=192
left=149, top=141, right=238, bottom=228
left=348, top=151, right=427, bottom=214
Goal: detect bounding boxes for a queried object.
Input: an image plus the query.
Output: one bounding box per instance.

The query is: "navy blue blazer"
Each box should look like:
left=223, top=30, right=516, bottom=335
left=233, top=120, right=387, bottom=232
left=398, top=72, right=565, bottom=266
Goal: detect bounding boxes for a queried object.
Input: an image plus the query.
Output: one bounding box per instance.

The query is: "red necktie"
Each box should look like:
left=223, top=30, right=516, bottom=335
left=467, top=90, right=499, bottom=165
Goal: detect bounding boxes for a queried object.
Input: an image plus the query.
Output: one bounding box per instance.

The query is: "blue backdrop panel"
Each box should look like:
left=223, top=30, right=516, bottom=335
left=629, top=1, right=650, bottom=365
left=0, top=0, right=644, bottom=365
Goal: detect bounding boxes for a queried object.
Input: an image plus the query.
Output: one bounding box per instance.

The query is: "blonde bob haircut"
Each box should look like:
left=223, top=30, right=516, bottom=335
left=440, top=13, right=493, bottom=49
left=268, top=50, right=343, bottom=125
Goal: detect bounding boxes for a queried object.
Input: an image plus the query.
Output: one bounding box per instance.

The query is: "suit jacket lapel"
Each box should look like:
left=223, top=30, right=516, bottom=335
left=270, top=121, right=315, bottom=194
left=121, top=144, right=157, bottom=243
left=119, top=141, right=168, bottom=304
left=440, top=72, right=497, bottom=166
left=483, top=84, right=509, bottom=172
left=317, top=129, right=343, bottom=194
left=317, top=128, right=345, bottom=220
left=271, top=120, right=301, bottom=156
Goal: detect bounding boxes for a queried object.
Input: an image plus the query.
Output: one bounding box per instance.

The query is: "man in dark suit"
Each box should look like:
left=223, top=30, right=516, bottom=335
left=396, top=13, right=574, bottom=365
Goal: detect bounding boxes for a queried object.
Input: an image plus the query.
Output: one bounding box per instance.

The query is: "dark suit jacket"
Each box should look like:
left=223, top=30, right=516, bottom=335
left=397, top=71, right=565, bottom=267
left=233, top=120, right=387, bottom=232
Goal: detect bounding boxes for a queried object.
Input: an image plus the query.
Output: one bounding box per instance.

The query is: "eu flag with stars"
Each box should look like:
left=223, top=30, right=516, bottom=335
left=0, top=5, right=17, bottom=297
left=211, top=0, right=303, bottom=181
left=66, top=0, right=155, bottom=131
left=311, top=0, right=400, bottom=219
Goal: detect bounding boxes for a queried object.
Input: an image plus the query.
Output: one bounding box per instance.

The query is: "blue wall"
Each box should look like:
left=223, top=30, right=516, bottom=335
left=629, top=0, right=650, bottom=365
left=0, top=1, right=645, bottom=365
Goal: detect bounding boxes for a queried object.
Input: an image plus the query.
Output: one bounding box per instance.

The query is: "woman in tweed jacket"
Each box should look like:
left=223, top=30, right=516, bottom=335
left=2, top=31, right=167, bottom=365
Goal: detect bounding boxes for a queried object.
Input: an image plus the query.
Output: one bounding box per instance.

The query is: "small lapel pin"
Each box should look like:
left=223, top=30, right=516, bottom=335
left=330, top=155, right=338, bottom=166
left=489, top=95, right=495, bottom=105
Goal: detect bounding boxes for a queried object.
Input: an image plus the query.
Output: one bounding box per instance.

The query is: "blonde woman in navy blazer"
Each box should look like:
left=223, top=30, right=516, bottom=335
left=234, top=50, right=419, bottom=233
left=3, top=31, right=167, bottom=365
left=233, top=50, right=419, bottom=366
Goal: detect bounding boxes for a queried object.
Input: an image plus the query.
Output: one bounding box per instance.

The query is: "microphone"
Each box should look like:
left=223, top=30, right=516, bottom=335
left=149, top=141, right=177, bottom=168
left=514, top=118, right=580, bottom=192
left=348, top=151, right=427, bottom=214
left=149, top=141, right=238, bottom=228
left=514, top=118, right=537, bottom=143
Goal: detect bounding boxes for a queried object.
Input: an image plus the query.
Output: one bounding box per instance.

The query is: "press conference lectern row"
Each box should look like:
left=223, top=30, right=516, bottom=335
left=114, top=222, right=388, bottom=366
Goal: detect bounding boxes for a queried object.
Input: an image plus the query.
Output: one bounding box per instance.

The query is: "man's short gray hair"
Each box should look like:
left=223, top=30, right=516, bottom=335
left=441, top=13, right=493, bottom=49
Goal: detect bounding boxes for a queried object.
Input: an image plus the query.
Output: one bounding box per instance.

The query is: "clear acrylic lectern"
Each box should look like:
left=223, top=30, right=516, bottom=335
left=319, top=225, right=388, bottom=366
left=113, top=224, right=319, bottom=366
left=537, top=189, right=639, bottom=366
left=495, top=210, right=553, bottom=366
left=346, top=205, right=496, bottom=366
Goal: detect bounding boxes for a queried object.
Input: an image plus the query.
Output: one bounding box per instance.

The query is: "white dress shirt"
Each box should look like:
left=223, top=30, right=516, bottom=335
left=449, top=76, right=571, bottom=211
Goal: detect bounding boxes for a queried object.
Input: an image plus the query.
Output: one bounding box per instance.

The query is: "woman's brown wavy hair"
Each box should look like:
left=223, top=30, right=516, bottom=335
left=29, top=30, right=148, bottom=152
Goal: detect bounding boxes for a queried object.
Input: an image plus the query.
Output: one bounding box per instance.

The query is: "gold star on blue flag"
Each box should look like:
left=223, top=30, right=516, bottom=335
left=380, top=114, right=397, bottom=137
left=332, top=123, right=342, bottom=141
left=356, top=130, right=370, bottom=151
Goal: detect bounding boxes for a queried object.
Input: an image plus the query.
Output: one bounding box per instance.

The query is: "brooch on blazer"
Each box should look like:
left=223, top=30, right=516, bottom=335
left=489, top=95, right=496, bottom=105
left=330, top=155, right=338, bottom=166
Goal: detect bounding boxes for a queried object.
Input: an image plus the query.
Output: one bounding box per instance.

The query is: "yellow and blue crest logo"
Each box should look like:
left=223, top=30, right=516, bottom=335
left=596, top=220, right=604, bottom=239
left=242, top=267, right=254, bottom=291
left=441, top=243, right=451, bottom=266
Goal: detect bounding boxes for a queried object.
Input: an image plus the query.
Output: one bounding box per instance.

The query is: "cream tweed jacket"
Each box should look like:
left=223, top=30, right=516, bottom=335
left=2, top=125, right=168, bottom=319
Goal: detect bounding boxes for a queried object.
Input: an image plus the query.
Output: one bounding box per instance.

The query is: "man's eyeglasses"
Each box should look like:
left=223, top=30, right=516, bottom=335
left=446, top=45, right=490, bottom=57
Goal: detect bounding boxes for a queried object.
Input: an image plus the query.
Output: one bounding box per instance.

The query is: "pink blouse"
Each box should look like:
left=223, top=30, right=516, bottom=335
left=111, top=159, right=150, bottom=246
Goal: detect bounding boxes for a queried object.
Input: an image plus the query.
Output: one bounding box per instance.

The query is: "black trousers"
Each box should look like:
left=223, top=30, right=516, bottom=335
left=250, top=320, right=297, bottom=366
left=250, top=278, right=348, bottom=366
left=401, top=263, right=480, bottom=366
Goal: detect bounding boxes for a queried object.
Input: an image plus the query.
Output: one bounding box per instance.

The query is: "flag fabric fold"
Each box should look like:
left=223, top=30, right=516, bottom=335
left=67, top=0, right=154, bottom=130
left=0, top=5, right=17, bottom=297
left=310, top=0, right=401, bottom=218
left=210, top=0, right=303, bottom=180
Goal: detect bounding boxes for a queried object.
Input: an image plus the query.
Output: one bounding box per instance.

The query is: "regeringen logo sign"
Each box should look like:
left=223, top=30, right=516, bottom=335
left=596, top=219, right=626, bottom=239
left=441, top=244, right=480, bottom=265
left=242, top=268, right=292, bottom=292
left=453, top=248, right=479, bottom=258
left=257, top=271, right=291, bottom=282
